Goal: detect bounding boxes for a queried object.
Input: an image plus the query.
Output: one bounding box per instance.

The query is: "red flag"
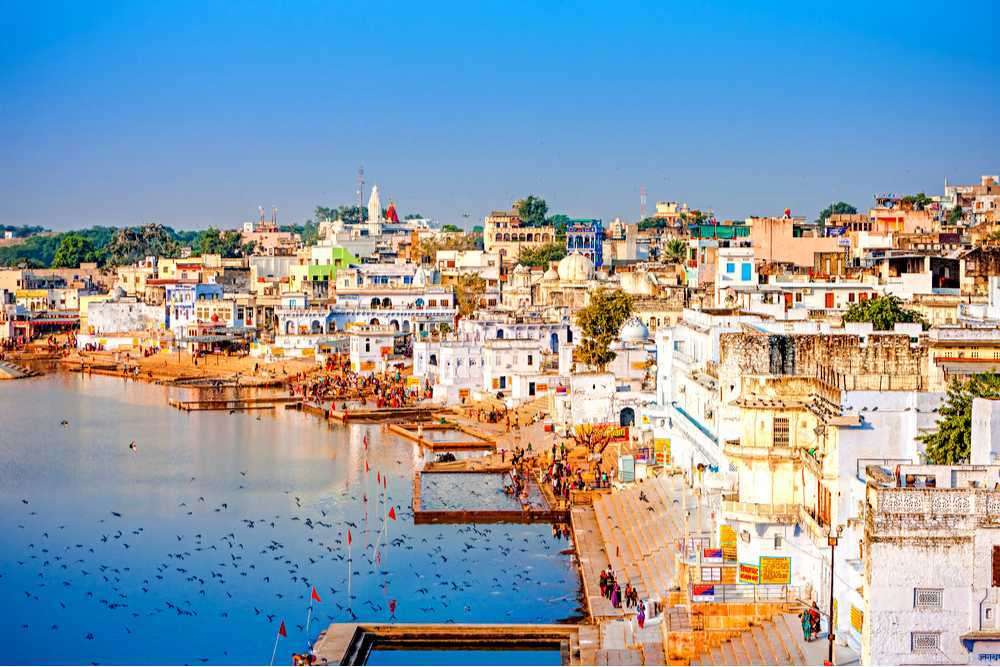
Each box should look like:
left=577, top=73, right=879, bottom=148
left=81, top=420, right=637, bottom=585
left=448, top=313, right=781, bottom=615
left=363, top=433, right=368, bottom=449
left=311, top=586, right=322, bottom=603
left=388, top=507, right=396, bottom=521
left=375, top=550, right=381, bottom=565
left=365, top=460, right=369, bottom=473
left=383, top=476, right=387, bottom=490
left=278, top=621, right=287, bottom=638
left=347, top=529, right=352, bottom=546
left=377, top=472, right=381, bottom=484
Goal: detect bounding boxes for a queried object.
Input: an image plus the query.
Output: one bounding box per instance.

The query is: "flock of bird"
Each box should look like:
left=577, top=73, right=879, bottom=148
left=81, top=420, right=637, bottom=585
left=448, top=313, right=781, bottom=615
left=2, top=416, right=580, bottom=665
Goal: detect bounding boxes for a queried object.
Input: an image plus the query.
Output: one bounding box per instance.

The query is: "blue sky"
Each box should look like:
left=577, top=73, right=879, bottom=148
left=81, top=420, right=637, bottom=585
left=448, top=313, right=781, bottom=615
left=2, top=1, right=997, bottom=230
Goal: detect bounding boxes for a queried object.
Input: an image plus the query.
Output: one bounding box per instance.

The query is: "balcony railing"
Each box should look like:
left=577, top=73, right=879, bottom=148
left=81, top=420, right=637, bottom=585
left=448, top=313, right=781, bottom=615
left=722, top=500, right=800, bottom=523
left=690, top=584, right=800, bottom=604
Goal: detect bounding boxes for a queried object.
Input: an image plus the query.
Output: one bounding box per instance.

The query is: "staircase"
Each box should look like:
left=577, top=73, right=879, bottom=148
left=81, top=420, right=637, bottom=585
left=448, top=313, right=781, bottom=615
left=689, top=612, right=825, bottom=666
left=0, top=359, right=38, bottom=380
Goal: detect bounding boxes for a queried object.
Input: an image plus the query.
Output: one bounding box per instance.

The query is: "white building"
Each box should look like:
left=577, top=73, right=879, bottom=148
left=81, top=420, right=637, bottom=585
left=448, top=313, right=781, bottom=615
left=412, top=338, right=484, bottom=404
left=863, top=463, right=1000, bottom=665
left=348, top=327, right=410, bottom=375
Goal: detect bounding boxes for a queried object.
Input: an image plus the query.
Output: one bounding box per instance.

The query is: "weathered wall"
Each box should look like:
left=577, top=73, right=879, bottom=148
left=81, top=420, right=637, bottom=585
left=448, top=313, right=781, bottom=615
left=719, top=333, right=929, bottom=392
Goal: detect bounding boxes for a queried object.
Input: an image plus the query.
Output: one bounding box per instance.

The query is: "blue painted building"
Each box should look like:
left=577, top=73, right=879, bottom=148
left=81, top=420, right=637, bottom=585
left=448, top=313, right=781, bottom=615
left=565, top=219, right=604, bottom=268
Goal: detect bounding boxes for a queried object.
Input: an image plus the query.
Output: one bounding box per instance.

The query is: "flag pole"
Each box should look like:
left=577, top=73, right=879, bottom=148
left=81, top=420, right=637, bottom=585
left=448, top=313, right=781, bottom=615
left=269, top=632, right=281, bottom=666
left=304, top=602, right=313, bottom=647
left=347, top=537, right=353, bottom=614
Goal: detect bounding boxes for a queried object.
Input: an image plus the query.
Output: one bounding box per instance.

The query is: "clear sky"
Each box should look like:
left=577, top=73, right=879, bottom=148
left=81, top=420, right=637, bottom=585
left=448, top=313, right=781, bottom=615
left=2, top=1, right=997, bottom=231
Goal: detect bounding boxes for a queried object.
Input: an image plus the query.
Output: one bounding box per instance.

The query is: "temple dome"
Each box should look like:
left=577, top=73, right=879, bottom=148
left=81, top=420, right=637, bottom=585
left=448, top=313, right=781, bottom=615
left=543, top=266, right=559, bottom=281
left=557, top=252, right=595, bottom=282
left=619, top=317, right=649, bottom=342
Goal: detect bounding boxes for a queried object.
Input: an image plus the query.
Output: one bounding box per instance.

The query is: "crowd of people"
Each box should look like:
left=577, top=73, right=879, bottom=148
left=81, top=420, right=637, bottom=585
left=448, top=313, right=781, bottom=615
left=292, top=355, right=428, bottom=409
left=598, top=567, right=649, bottom=627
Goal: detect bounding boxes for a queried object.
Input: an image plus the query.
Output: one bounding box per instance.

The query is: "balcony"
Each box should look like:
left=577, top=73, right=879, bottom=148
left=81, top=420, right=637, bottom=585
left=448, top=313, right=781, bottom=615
left=722, top=440, right=799, bottom=462
left=722, top=500, right=800, bottom=524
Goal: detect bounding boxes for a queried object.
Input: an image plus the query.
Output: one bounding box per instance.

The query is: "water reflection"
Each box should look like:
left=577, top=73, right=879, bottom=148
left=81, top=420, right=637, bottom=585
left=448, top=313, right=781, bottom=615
left=0, top=375, right=580, bottom=665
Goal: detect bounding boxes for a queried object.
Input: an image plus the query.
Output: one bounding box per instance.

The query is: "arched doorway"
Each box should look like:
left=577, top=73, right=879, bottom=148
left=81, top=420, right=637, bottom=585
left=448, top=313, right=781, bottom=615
left=619, top=407, right=635, bottom=427
left=402, top=320, right=411, bottom=333
left=311, top=320, right=323, bottom=334
left=496, top=329, right=504, bottom=339
left=285, top=320, right=294, bottom=335
left=370, top=297, right=380, bottom=309
left=389, top=319, right=400, bottom=331
left=369, top=318, right=380, bottom=326
left=550, top=332, right=559, bottom=353
left=381, top=297, right=392, bottom=308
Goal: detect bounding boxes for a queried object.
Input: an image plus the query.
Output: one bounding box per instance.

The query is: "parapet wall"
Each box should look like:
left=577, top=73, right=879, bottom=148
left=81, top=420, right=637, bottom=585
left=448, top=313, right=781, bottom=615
left=719, top=333, right=929, bottom=392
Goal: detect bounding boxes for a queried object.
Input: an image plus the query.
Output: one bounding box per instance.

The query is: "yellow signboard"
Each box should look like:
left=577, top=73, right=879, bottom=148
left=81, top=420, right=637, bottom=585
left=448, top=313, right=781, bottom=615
left=850, top=605, right=863, bottom=633
left=758, top=556, right=791, bottom=585
left=720, top=525, right=738, bottom=563
left=654, top=438, right=671, bottom=465
left=738, top=562, right=760, bottom=585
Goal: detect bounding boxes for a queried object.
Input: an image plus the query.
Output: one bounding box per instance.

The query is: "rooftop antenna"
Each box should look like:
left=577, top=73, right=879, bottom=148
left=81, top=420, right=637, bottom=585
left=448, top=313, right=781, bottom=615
left=271, top=207, right=277, bottom=227
left=258, top=206, right=265, bottom=225
left=640, top=185, right=647, bottom=220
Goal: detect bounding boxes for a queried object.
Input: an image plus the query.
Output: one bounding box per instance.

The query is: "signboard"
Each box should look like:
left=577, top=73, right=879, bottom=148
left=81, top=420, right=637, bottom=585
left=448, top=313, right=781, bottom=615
left=654, top=438, right=671, bottom=465
left=458, top=389, right=470, bottom=399
left=536, top=383, right=548, bottom=392
left=720, top=525, right=738, bottom=563
left=850, top=605, right=864, bottom=634
left=407, top=376, right=421, bottom=387
left=691, top=584, right=715, bottom=602
left=574, top=423, right=629, bottom=442
left=702, top=548, right=723, bottom=563
left=738, top=562, right=760, bottom=585
left=759, top=556, right=791, bottom=585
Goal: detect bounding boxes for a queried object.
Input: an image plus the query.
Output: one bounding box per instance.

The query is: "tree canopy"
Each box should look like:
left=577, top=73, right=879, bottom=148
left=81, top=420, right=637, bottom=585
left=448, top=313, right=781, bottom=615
left=440, top=224, right=463, bottom=233
left=920, top=373, right=1000, bottom=464
left=517, top=241, right=567, bottom=267
left=195, top=228, right=255, bottom=258
left=947, top=206, right=964, bottom=226
left=842, top=295, right=926, bottom=330
left=51, top=234, right=98, bottom=268
left=900, top=193, right=933, bottom=211
left=663, top=238, right=687, bottom=263
left=515, top=196, right=548, bottom=227
left=817, top=201, right=857, bottom=225
left=574, top=288, right=634, bottom=371
left=453, top=273, right=487, bottom=319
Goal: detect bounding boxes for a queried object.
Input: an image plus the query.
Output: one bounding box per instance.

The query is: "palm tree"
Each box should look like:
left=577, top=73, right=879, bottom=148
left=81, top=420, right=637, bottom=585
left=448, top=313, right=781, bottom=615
left=664, top=239, right=688, bottom=263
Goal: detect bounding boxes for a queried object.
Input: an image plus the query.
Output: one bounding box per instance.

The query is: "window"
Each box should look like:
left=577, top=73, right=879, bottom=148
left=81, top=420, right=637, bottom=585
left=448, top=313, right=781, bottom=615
left=527, top=355, right=533, bottom=366
left=911, top=632, right=941, bottom=653
left=914, top=589, right=943, bottom=609
left=993, top=546, right=1000, bottom=587
left=726, top=262, right=735, bottom=274
left=702, top=567, right=722, bottom=582
left=773, top=417, right=789, bottom=448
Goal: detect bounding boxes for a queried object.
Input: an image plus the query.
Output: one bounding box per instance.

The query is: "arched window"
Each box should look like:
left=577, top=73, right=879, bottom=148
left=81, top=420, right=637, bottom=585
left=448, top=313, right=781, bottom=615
left=496, top=329, right=504, bottom=339
left=381, top=297, right=392, bottom=308
left=370, top=297, right=380, bottom=309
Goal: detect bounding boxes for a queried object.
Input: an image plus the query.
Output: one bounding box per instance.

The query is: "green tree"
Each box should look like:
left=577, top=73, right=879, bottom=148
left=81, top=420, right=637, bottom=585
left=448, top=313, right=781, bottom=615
left=515, top=195, right=548, bottom=227
left=947, top=206, right=964, bottom=226
left=920, top=373, right=1000, bottom=464
left=574, top=288, right=634, bottom=371
left=405, top=213, right=424, bottom=220
left=517, top=241, right=567, bottom=267
left=817, top=201, right=858, bottom=225
left=638, top=217, right=665, bottom=231
left=453, top=273, right=487, bottom=319
left=663, top=238, right=687, bottom=263
left=51, top=234, right=97, bottom=268
left=196, top=228, right=253, bottom=258
left=471, top=225, right=484, bottom=234
left=440, top=224, right=463, bottom=233
left=842, top=295, right=926, bottom=330
left=901, top=193, right=932, bottom=211
left=103, top=224, right=182, bottom=266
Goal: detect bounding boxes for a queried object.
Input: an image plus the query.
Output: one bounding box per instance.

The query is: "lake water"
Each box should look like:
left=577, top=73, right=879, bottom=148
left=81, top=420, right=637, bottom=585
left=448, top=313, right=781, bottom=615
left=420, top=473, right=547, bottom=511
left=0, top=374, right=581, bottom=665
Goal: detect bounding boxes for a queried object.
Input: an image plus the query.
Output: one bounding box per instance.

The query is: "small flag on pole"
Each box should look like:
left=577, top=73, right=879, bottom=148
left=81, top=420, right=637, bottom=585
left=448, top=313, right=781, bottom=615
left=278, top=621, right=287, bottom=638
left=365, top=460, right=369, bottom=473
left=377, top=472, right=381, bottom=484
left=311, top=586, right=322, bottom=603
left=347, top=529, right=352, bottom=546
left=388, top=507, right=396, bottom=521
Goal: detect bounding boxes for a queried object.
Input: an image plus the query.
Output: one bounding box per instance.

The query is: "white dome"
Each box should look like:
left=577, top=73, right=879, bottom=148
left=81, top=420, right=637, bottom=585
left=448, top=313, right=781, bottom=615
left=557, top=252, right=595, bottom=282
left=543, top=266, right=559, bottom=281
left=513, top=263, right=529, bottom=274
left=619, top=317, right=649, bottom=342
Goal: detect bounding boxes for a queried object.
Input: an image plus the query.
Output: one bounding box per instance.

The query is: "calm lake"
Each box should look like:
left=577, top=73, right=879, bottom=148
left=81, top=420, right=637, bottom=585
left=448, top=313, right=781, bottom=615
left=0, top=374, right=580, bottom=665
